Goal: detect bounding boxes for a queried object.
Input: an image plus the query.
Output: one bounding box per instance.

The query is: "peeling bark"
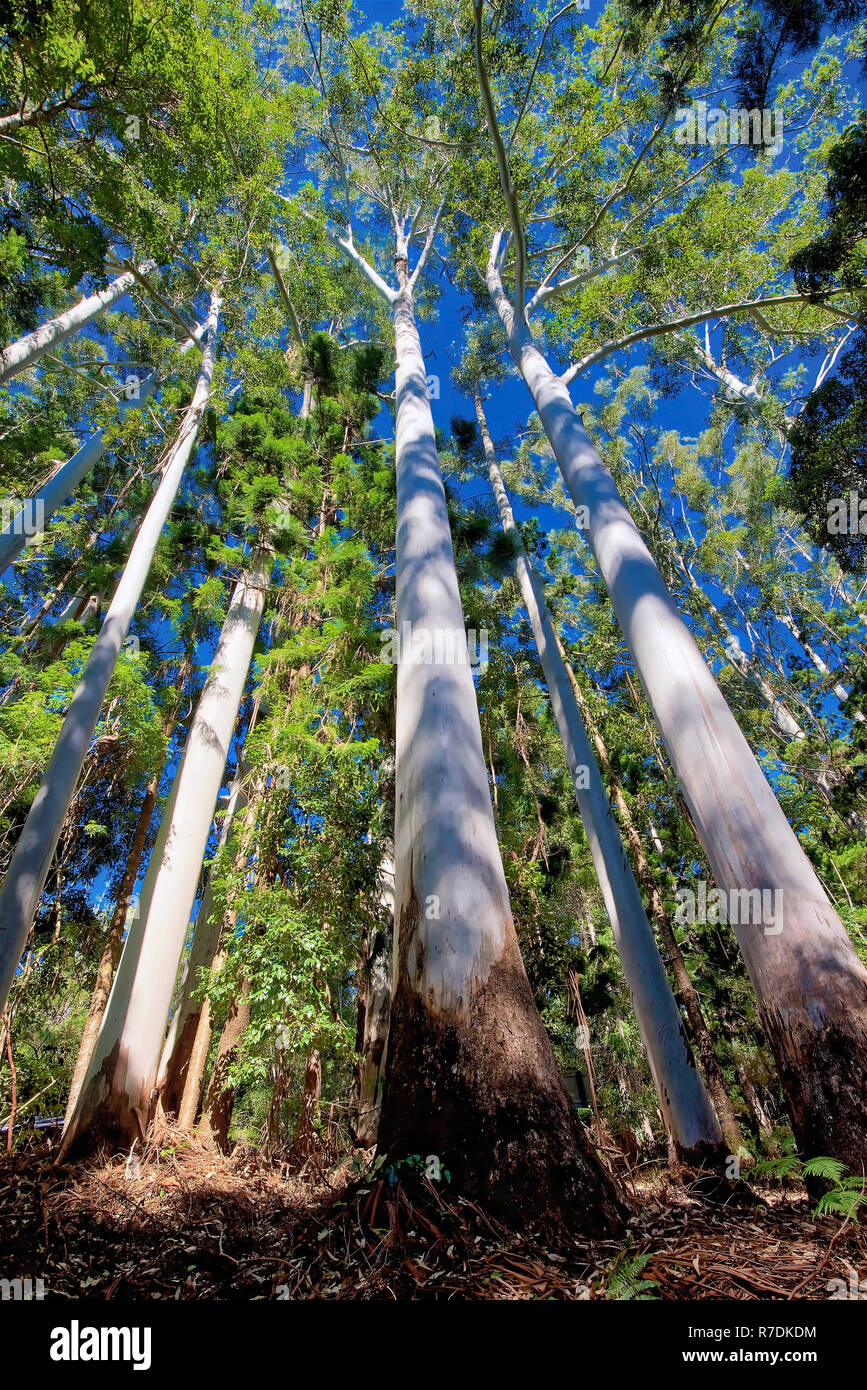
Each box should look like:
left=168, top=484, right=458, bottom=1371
left=198, top=977, right=251, bottom=1152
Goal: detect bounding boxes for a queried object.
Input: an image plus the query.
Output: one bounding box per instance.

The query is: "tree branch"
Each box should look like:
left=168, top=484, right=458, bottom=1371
left=104, top=255, right=202, bottom=349
left=474, top=0, right=528, bottom=316
left=408, top=195, right=446, bottom=293
left=560, top=290, right=853, bottom=383
left=266, top=245, right=305, bottom=347
left=527, top=247, right=638, bottom=317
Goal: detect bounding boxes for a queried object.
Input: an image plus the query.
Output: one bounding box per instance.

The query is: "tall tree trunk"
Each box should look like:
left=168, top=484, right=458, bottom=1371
left=0, top=322, right=202, bottom=577
left=63, top=770, right=160, bottom=1125
left=61, top=552, right=267, bottom=1154
left=476, top=393, right=723, bottom=1160
left=174, top=775, right=267, bottom=1131
left=197, top=976, right=251, bottom=1152
left=487, top=249, right=867, bottom=1166
left=375, top=253, right=622, bottom=1228
left=176, top=954, right=222, bottom=1133
left=0, top=290, right=222, bottom=1019
left=156, top=769, right=248, bottom=1114
left=559, top=647, right=744, bottom=1156
left=350, top=855, right=394, bottom=1147
left=0, top=263, right=156, bottom=385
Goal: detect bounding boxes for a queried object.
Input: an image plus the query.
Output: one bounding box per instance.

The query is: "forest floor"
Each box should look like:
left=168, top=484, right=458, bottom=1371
left=1, top=1129, right=865, bottom=1300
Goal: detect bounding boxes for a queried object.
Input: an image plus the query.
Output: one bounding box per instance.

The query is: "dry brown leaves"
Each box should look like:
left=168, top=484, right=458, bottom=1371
left=1, top=1134, right=865, bottom=1301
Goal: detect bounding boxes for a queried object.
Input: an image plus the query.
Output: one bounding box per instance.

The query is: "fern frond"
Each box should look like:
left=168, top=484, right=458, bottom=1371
left=802, top=1156, right=847, bottom=1183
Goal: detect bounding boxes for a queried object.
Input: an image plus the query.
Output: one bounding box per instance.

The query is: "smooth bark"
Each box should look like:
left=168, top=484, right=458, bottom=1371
left=0, top=290, right=221, bottom=1019
left=61, top=552, right=267, bottom=1152
left=0, top=264, right=155, bottom=385
left=487, top=249, right=867, bottom=1166
left=371, top=251, right=621, bottom=1226
left=63, top=772, right=160, bottom=1125
left=477, top=394, right=722, bottom=1160
left=156, top=770, right=248, bottom=1114
left=560, top=650, right=744, bottom=1156
left=0, top=321, right=204, bottom=577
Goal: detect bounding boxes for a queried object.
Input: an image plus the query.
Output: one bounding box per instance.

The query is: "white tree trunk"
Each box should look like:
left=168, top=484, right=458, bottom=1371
left=0, top=290, right=221, bottom=1016
left=61, top=554, right=268, bottom=1150
left=0, top=263, right=156, bottom=385
left=488, top=261, right=867, bottom=1165
left=155, top=769, right=248, bottom=1106
left=390, top=289, right=511, bottom=1016
left=0, top=321, right=204, bottom=576
left=476, top=395, right=722, bottom=1157
left=376, top=268, right=619, bottom=1221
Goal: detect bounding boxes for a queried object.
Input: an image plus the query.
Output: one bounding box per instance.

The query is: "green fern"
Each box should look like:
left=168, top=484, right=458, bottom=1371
left=604, top=1251, right=659, bottom=1301
left=802, top=1156, right=848, bottom=1184
left=750, top=1152, right=801, bottom=1180
left=748, top=1150, right=866, bottom=1222
left=813, top=1175, right=867, bottom=1220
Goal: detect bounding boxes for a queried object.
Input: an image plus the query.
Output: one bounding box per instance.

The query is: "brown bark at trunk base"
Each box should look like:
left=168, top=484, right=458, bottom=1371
left=159, top=1010, right=201, bottom=1118
left=350, top=924, right=391, bottom=1148
left=762, top=1007, right=867, bottom=1167
left=198, top=978, right=251, bottom=1153
left=58, top=1037, right=148, bottom=1161
left=377, top=902, right=625, bottom=1234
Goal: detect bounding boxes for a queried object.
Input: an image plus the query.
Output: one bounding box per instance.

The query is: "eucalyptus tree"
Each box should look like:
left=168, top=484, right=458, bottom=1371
left=271, top=8, right=622, bottom=1221
left=156, top=769, right=249, bottom=1117
left=0, top=288, right=222, bottom=1018
left=62, top=681, right=190, bottom=1123
left=468, top=390, right=723, bottom=1158
left=456, top=0, right=867, bottom=1162
left=0, top=262, right=160, bottom=386
left=0, top=317, right=204, bottom=576
left=575, top=368, right=867, bottom=816
left=61, top=549, right=267, bottom=1151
